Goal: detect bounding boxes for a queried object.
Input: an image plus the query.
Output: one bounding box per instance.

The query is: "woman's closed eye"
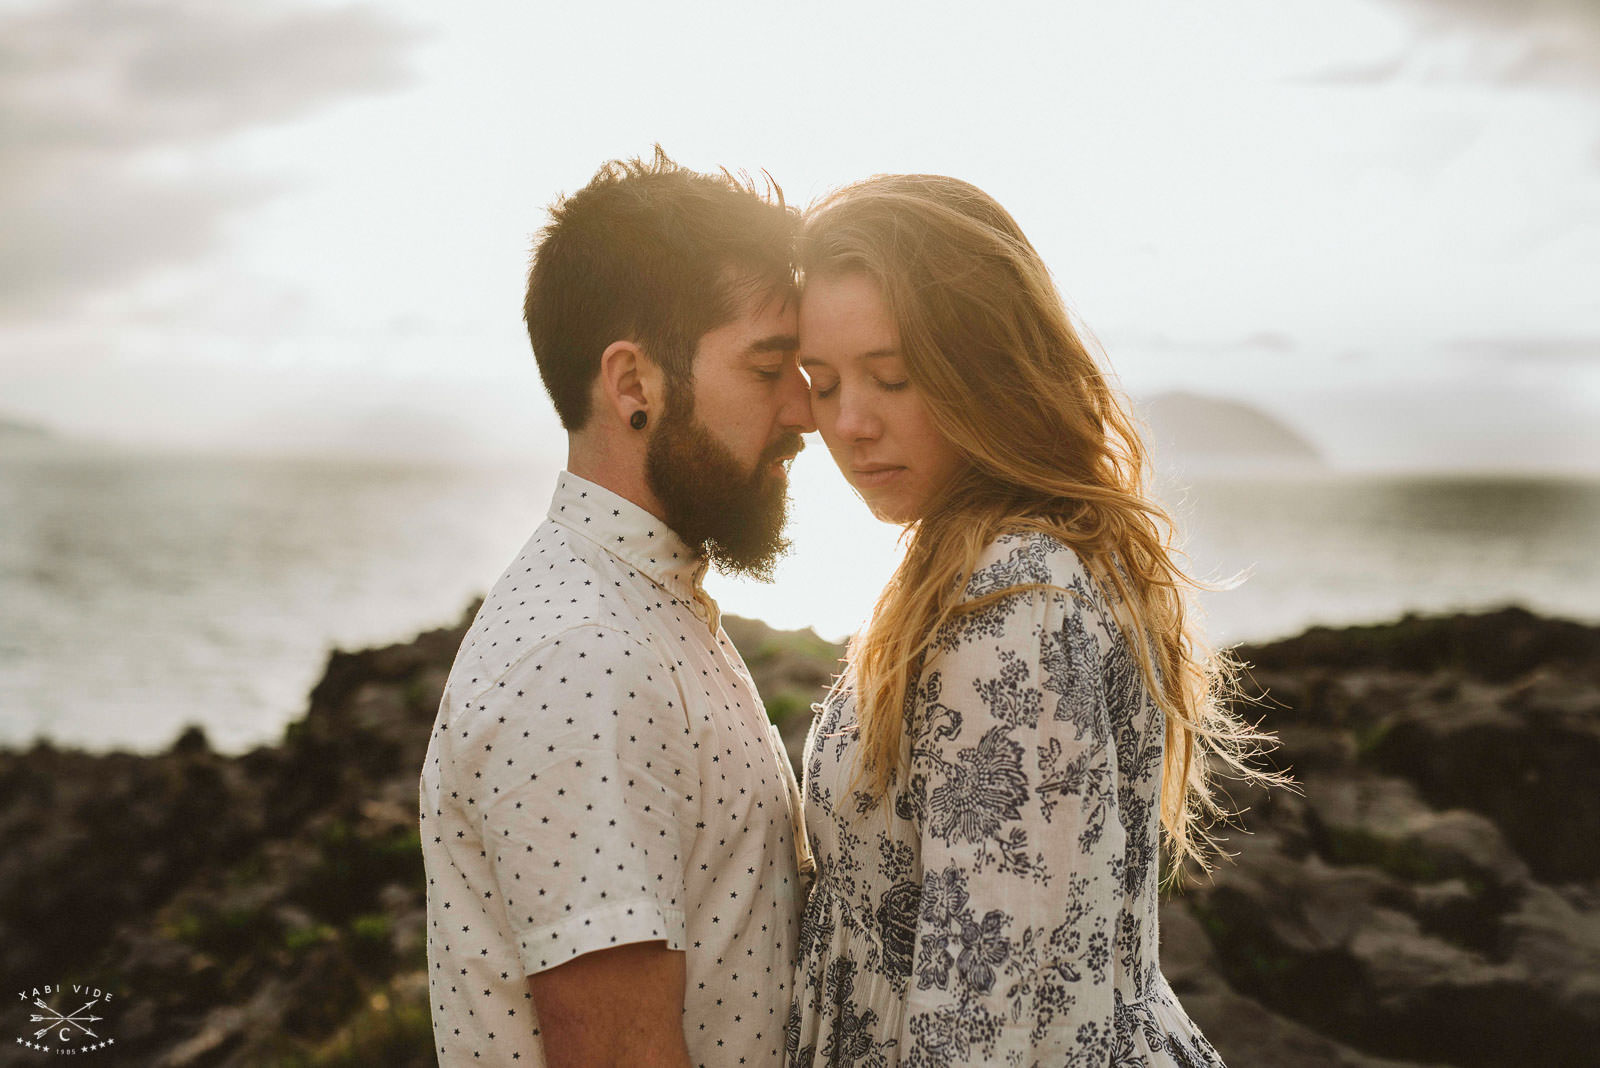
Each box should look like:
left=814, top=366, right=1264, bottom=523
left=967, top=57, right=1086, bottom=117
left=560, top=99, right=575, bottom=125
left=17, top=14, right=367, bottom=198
left=808, top=376, right=906, bottom=399
left=809, top=376, right=840, bottom=400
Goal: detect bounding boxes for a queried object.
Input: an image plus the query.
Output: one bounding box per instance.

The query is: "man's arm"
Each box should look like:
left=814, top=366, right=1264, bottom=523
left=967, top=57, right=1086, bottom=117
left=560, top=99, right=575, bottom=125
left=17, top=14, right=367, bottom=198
left=526, top=940, right=692, bottom=1068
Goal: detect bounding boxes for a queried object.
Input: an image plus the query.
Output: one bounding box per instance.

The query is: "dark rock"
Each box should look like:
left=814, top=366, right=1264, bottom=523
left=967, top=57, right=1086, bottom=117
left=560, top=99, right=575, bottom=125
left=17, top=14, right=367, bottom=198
left=1239, top=607, right=1600, bottom=685
left=1367, top=681, right=1600, bottom=883
left=722, top=613, right=845, bottom=773
left=1165, top=609, right=1600, bottom=1066
left=2, top=605, right=1597, bottom=1067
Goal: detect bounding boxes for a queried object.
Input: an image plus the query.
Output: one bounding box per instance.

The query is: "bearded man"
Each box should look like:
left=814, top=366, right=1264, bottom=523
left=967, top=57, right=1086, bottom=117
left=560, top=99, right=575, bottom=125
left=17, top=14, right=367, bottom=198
left=420, top=149, right=815, bottom=1067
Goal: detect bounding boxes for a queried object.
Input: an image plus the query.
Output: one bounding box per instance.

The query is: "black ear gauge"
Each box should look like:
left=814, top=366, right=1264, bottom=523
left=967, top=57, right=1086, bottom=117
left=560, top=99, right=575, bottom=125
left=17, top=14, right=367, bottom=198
left=630, top=410, right=648, bottom=430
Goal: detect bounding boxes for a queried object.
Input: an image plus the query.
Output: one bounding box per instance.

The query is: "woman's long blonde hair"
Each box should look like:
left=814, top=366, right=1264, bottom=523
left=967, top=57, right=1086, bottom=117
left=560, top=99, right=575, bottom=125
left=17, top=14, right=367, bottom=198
left=800, top=175, right=1277, bottom=875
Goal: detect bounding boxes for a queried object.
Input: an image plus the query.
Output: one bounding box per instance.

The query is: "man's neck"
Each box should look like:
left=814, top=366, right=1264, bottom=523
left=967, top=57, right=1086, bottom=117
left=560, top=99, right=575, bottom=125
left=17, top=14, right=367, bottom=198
left=565, top=438, right=670, bottom=525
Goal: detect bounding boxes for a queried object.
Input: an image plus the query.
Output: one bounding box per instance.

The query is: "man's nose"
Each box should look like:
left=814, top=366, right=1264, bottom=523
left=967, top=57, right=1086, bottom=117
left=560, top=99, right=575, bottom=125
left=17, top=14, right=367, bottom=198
left=779, top=362, right=816, bottom=434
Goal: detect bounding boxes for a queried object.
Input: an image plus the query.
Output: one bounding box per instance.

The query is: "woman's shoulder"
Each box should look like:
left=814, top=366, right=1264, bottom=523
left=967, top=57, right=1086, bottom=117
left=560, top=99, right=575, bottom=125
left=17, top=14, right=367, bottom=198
left=963, top=529, right=1093, bottom=603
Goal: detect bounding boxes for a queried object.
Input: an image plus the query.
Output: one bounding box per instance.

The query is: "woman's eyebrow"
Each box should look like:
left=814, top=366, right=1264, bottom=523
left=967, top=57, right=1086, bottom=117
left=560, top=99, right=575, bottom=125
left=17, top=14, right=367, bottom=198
left=800, top=351, right=902, bottom=369
left=800, top=347, right=899, bottom=369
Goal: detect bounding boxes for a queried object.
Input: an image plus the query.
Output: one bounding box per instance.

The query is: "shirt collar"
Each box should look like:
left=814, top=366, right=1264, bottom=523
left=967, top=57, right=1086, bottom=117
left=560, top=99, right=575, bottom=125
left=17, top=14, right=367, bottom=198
left=547, top=471, right=721, bottom=634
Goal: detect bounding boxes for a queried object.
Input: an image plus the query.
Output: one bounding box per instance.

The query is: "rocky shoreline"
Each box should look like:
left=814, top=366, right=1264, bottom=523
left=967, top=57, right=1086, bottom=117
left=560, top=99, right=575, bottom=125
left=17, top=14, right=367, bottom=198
left=2, top=607, right=1596, bottom=1066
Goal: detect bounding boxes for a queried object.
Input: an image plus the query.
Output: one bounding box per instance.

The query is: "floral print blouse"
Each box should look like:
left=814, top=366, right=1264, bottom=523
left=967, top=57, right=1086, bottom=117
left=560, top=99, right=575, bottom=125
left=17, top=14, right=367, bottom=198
left=785, top=533, right=1226, bottom=1067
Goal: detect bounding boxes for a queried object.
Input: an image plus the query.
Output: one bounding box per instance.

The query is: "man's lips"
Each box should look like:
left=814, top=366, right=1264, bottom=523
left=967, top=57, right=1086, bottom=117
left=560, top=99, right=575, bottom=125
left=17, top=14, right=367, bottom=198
left=763, top=436, right=805, bottom=472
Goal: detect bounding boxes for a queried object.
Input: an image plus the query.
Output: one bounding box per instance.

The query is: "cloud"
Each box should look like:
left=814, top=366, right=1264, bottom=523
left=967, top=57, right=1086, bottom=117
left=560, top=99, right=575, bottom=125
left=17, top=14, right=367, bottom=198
left=1240, top=331, right=1298, bottom=354
left=1450, top=334, right=1600, bottom=363
left=1112, top=329, right=1303, bottom=358
left=0, top=0, right=423, bottom=317
left=1299, top=0, right=1600, bottom=88
left=1293, top=54, right=1412, bottom=86
left=0, top=160, right=274, bottom=312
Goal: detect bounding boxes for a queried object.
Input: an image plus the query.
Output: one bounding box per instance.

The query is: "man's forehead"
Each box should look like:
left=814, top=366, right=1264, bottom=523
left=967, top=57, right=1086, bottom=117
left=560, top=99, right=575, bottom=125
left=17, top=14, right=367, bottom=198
left=728, top=290, right=799, bottom=348
left=697, top=295, right=797, bottom=357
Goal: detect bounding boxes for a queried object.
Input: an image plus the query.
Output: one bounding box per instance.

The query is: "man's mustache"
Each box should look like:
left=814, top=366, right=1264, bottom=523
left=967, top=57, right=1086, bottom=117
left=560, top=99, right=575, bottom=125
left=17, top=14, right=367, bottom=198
left=761, top=434, right=805, bottom=469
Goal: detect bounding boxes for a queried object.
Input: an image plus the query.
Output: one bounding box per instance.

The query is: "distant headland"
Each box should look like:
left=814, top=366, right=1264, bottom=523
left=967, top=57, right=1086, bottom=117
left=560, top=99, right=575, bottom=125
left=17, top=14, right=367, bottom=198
left=1139, top=390, right=1323, bottom=473
left=0, top=414, right=54, bottom=440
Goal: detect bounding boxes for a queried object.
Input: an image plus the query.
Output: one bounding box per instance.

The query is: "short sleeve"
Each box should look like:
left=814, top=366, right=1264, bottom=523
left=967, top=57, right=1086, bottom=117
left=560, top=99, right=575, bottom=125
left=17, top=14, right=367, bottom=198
left=898, top=545, right=1124, bottom=1065
left=443, top=623, right=697, bottom=976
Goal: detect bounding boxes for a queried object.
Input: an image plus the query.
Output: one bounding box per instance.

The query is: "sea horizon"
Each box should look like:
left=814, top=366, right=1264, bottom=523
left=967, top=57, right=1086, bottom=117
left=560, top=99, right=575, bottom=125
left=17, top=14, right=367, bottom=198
left=4, top=439, right=1597, bottom=756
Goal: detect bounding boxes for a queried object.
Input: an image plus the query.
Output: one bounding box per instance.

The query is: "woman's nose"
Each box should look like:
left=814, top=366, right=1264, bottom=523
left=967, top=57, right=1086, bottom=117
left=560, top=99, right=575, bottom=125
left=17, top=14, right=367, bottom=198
left=833, top=389, right=881, bottom=443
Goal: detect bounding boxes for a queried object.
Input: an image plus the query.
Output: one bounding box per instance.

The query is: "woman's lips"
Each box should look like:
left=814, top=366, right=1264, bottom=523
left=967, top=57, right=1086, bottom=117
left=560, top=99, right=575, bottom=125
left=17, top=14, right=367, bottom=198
left=851, top=465, right=905, bottom=489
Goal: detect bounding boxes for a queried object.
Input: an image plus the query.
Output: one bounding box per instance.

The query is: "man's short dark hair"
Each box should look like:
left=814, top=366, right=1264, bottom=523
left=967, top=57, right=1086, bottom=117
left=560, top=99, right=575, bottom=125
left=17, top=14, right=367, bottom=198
left=524, top=147, right=798, bottom=430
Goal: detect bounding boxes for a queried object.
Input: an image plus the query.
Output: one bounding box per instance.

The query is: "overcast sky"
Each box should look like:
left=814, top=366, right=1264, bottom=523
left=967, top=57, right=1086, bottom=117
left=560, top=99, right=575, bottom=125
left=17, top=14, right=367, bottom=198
left=2, top=0, right=1597, bottom=472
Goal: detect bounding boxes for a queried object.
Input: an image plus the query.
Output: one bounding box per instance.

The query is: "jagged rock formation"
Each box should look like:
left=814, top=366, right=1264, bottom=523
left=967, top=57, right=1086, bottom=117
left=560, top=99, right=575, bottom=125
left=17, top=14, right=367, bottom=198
left=0, top=618, right=464, bottom=1065
left=0, top=607, right=1594, bottom=1066
left=1161, top=608, right=1600, bottom=1067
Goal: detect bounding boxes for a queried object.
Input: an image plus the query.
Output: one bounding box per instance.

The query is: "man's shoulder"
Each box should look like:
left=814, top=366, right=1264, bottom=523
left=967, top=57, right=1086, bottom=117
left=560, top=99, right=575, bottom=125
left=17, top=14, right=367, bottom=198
left=441, top=614, right=689, bottom=772
left=447, top=523, right=667, bottom=699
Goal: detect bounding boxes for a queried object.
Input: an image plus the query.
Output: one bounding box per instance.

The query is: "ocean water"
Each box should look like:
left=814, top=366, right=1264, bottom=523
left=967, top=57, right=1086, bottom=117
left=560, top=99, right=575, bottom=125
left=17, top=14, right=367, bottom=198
left=0, top=446, right=547, bottom=753
left=1166, top=473, right=1600, bottom=645
left=2, top=442, right=1597, bottom=754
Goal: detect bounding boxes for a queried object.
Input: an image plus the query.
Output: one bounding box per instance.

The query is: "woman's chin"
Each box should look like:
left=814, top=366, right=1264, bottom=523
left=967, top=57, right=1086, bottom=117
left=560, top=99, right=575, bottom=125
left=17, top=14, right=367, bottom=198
left=837, top=469, right=924, bottom=525
left=862, top=495, right=918, bottom=526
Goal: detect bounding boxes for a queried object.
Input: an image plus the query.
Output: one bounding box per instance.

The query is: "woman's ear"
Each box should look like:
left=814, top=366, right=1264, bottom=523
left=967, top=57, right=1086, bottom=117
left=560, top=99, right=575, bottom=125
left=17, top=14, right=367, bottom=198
left=597, top=340, right=664, bottom=429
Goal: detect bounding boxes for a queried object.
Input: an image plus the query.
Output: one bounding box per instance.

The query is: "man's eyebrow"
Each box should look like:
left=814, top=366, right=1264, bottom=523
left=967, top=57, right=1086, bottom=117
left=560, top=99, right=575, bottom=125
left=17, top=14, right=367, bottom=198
left=748, top=334, right=800, bottom=355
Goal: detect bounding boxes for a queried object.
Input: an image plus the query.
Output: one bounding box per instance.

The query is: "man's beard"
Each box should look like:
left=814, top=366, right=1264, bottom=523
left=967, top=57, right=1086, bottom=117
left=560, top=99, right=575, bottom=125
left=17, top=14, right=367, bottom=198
left=645, top=394, right=802, bottom=582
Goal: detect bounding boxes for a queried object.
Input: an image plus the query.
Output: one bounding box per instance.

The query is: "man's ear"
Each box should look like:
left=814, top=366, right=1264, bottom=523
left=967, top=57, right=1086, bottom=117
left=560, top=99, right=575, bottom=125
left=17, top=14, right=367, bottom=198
left=597, top=340, right=665, bottom=428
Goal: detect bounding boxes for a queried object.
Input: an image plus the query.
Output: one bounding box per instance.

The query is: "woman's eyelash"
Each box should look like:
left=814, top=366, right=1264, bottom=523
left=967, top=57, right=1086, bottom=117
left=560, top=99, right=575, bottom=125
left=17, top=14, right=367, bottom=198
left=812, top=379, right=905, bottom=398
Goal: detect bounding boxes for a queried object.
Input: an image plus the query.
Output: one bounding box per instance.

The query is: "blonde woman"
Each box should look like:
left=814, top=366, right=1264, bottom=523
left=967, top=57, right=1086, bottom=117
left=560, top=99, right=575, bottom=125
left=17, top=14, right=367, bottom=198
left=785, top=176, right=1272, bottom=1067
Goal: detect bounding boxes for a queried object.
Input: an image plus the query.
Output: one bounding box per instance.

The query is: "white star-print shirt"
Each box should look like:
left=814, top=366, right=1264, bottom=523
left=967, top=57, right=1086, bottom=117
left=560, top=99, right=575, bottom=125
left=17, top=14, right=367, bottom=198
left=421, top=471, right=805, bottom=1066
